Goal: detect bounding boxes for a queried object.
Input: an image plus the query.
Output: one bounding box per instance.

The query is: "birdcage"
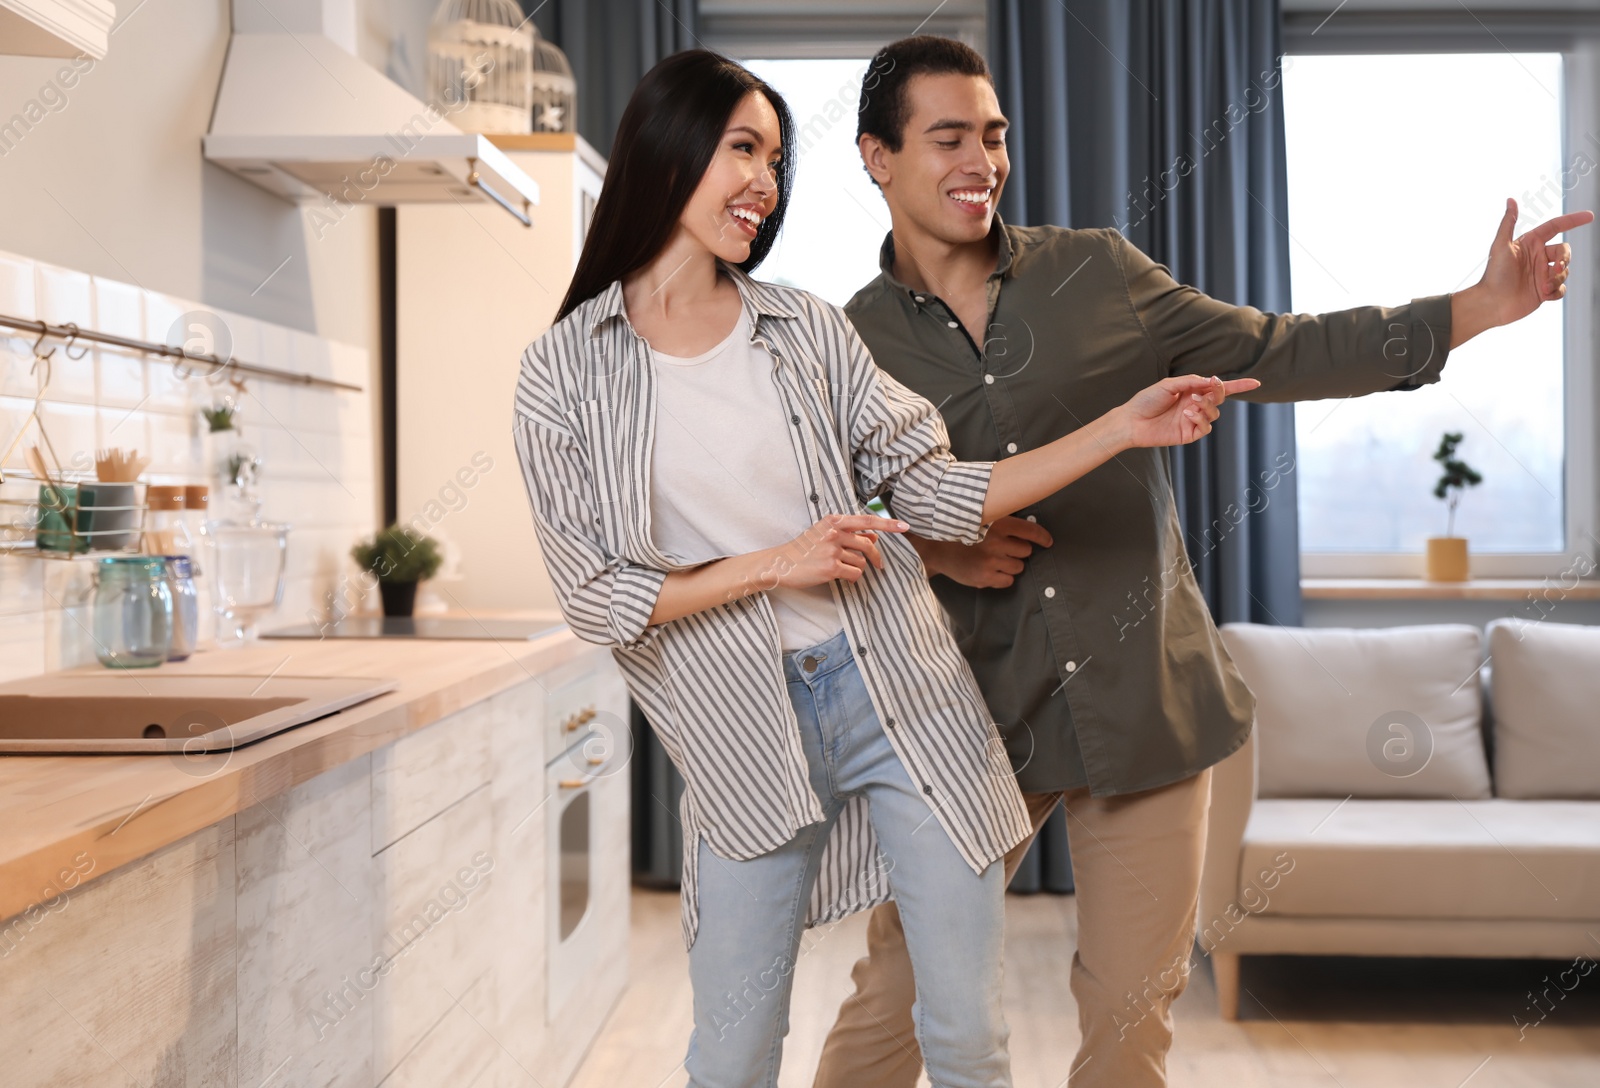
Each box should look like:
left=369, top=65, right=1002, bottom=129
left=530, top=33, right=576, bottom=133
left=427, top=0, right=534, bottom=135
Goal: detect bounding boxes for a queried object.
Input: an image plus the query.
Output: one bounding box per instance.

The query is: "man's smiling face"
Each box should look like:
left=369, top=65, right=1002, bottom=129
left=868, top=71, right=1010, bottom=246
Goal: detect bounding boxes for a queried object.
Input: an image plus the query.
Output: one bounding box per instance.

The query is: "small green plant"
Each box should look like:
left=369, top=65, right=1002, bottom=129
left=202, top=399, right=237, bottom=433
left=351, top=525, right=443, bottom=583
left=1432, top=431, right=1483, bottom=538
left=225, top=451, right=261, bottom=488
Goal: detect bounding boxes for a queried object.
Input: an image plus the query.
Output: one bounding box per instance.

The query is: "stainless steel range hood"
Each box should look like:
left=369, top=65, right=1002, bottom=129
left=203, top=1, right=539, bottom=226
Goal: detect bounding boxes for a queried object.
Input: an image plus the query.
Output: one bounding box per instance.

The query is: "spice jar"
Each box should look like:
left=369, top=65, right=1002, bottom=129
left=162, top=554, right=199, bottom=661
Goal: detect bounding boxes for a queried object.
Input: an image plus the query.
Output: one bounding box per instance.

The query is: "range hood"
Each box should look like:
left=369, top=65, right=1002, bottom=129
left=204, top=0, right=539, bottom=226
left=0, top=0, right=114, bottom=59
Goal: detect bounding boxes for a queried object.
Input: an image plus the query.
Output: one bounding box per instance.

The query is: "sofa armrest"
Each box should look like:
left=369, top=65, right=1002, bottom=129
left=1198, top=722, right=1257, bottom=941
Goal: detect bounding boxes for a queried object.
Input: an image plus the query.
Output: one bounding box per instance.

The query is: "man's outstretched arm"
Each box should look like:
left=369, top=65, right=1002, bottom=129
left=1127, top=199, right=1593, bottom=402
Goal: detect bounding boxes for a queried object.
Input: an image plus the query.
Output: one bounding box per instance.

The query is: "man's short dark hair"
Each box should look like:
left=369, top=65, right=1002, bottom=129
left=857, top=35, right=993, bottom=153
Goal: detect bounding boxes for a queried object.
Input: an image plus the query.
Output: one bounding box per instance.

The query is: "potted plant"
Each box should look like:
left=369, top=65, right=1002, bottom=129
left=201, top=400, right=237, bottom=433
left=1426, top=431, right=1482, bottom=582
left=350, top=525, right=443, bottom=617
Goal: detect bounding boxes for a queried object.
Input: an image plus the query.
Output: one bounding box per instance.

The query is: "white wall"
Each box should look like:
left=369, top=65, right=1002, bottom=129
left=0, top=0, right=431, bottom=678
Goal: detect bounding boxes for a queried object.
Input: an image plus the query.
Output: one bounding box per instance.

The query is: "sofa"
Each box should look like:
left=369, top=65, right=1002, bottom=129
left=1199, top=619, right=1600, bottom=1019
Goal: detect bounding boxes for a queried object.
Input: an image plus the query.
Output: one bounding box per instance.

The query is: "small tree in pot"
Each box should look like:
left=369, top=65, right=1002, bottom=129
left=351, top=525, right=443, bottom=617
left=1426, top=431, right=1483, bottom=582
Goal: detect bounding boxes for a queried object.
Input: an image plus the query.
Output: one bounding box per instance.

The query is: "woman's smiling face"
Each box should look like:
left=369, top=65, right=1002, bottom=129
left=678, top=90, right=784, bottom=264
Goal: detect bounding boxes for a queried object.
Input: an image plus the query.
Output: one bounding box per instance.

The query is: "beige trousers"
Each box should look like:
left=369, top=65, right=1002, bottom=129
left=813, top=768, right=1212, bottom=1088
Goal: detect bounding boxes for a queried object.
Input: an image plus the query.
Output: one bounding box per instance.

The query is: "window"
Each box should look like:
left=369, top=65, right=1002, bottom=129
left=741, top=58, right=889, bottom=306
left=1284, top=52, right=1579, bottom=569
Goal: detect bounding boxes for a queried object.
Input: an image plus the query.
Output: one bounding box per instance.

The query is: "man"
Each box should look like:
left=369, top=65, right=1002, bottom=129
left=812, top=34, right=1589, bottom=1088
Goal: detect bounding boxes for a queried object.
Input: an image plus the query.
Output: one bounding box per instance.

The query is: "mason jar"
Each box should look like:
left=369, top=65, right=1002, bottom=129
left=93, top=556, right=173, bottom=669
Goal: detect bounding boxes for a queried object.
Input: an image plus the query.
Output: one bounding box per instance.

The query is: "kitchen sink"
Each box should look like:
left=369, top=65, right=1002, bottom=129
left=0, top=674, right=398, bottom=755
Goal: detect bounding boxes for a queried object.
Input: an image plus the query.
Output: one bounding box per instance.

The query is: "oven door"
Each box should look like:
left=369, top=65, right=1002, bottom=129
left=546, top=738, right=601, bottom=1020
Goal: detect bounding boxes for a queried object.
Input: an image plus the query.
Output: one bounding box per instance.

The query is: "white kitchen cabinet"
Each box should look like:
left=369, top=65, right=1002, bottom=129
left=0, top=821, right=238, bottom=1086
left=236, top=755, right=375, bottom=1088
left=0, top=644, right=627, bottom=1088
left=396, top=134, right=605, bottom=617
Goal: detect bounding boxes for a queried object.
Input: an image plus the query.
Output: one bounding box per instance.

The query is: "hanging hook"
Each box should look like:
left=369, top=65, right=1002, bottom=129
left=61, top=323, right=90, bottom=361
left=203, top=352, right=235, bottom=386
left=29, top=350, right=52, bottom=394
left=30, top=326, right=55, bottom=363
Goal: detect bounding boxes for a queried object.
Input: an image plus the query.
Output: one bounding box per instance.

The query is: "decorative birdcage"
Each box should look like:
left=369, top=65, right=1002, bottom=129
left=530, top=33, right=576, bottom=133
left=427, top=0, right=534, bottom=135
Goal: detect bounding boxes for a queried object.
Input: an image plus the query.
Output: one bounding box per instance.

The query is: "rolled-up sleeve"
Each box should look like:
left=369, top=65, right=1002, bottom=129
left=835, top=307, right=993, bottom=546
left=512, top=349, right=666, bottom=648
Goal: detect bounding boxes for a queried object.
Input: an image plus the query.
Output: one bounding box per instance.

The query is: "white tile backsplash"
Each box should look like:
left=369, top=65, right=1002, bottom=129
left=93, top=277, right=149, bottom=410
left=33, top=265, right=96, bottom=404
left=0, top=249, right=379, bottom=679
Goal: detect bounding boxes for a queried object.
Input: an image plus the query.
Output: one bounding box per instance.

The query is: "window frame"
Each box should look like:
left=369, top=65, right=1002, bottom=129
left=1291, top=46, right=1599, bottom=579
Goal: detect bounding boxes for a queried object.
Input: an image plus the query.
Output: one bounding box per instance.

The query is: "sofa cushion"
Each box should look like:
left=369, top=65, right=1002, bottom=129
left=1237, top=798, right=1600, bottom=921
left=1219, top=623, right=1491, bottom=799
left=1486, top=619, right=1600, bottom=799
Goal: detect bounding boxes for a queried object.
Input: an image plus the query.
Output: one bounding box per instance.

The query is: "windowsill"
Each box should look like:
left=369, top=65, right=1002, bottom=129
left=1300, top=578, right=1600, bottom=601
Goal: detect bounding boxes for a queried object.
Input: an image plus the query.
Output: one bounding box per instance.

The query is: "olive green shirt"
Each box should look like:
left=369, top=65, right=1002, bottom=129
left=844, top=219, right=1454, bottom=796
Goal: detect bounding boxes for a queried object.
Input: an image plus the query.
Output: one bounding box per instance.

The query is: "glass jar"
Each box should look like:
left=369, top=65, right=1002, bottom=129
left=92, top=556, right=173, bottom=669
left=162, top=555, right=199, bottom=661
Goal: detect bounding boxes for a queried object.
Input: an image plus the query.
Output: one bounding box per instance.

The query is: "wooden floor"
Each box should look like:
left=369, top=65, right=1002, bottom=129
left=569, top=889, right=1600, bottom=1088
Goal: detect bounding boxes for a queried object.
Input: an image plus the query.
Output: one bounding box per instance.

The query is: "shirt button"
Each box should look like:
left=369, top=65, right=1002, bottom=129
left=1044, top=586, right=1056, bottom=598
left=922, top=784, right=933, bottom=795
left=791, top=414, right=801, bottom=425
left=914, top=295, right=926, bottom=303
left=885, top=716, right=895, bottom=728
left=1065, top=660, right=1077, bottom=672
left=1005, top=442, right=1018, bottom=454
left=946, top=320, right=959, bottom=329
left=809, top=492, right=819, bottom=503
left=984, top=374, right=995, bottom=385
left=1026, top=515, right=1037, bottom=523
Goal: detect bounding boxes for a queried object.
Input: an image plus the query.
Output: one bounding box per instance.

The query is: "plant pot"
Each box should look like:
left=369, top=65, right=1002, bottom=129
left=379, top=580, right=419, bottom=617
left=1425, top=537, right=1470, bottom=582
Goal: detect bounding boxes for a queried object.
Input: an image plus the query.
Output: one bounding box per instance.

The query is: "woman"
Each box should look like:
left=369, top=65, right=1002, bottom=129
left=514, top=50, right=1255, bottom=1088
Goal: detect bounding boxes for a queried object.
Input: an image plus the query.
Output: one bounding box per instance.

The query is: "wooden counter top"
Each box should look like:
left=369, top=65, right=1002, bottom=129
left=0, top=615, right=596, bottom=924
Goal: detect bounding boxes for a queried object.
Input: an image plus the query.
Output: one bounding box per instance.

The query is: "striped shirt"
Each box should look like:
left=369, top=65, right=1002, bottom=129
left=513, top=264, right=1032, bottom=949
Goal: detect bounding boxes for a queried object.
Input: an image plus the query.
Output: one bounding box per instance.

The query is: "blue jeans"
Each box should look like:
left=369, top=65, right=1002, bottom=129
left=684, top=629, right=1011, bottom=1088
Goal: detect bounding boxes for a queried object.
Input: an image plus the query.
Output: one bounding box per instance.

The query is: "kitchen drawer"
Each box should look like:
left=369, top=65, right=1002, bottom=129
left=371, top=689, right=499, bottom=854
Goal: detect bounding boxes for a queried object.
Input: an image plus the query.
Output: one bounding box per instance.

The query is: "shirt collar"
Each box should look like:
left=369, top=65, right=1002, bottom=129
left=586, top=260, right=799, bottom=337
left=875, top=214, right=1015, bottom=309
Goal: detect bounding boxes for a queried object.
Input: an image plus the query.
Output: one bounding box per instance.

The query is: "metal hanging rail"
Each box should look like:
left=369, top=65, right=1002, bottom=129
left=0, top=313, right=364, bottom=393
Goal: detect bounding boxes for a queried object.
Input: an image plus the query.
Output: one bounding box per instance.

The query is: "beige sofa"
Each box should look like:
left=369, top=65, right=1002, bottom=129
left=1199, top=619, right=1600, bottom=1019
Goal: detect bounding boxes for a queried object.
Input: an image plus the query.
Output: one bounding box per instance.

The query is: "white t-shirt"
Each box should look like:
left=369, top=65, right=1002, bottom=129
left=647, top=307, right=843, bottom=651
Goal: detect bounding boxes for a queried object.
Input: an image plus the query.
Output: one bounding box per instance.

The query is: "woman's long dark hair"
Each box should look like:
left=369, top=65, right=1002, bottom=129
left=555, top=50, right=796, bottom=323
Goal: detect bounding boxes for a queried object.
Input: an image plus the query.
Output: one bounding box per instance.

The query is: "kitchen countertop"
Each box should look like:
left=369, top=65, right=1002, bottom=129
left=0, top=612, right=591, bottom=924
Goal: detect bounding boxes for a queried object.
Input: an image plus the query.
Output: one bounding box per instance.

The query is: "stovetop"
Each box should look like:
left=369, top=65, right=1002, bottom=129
left=262, top=616, right=566, bottom=641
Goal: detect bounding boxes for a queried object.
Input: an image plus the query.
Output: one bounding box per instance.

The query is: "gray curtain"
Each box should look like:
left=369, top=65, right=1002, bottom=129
left=989, top=0, right=1301, bottom=895
left=526, top=0, right=697, bottom=884
left=525, top=0, right=699, bottom=157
